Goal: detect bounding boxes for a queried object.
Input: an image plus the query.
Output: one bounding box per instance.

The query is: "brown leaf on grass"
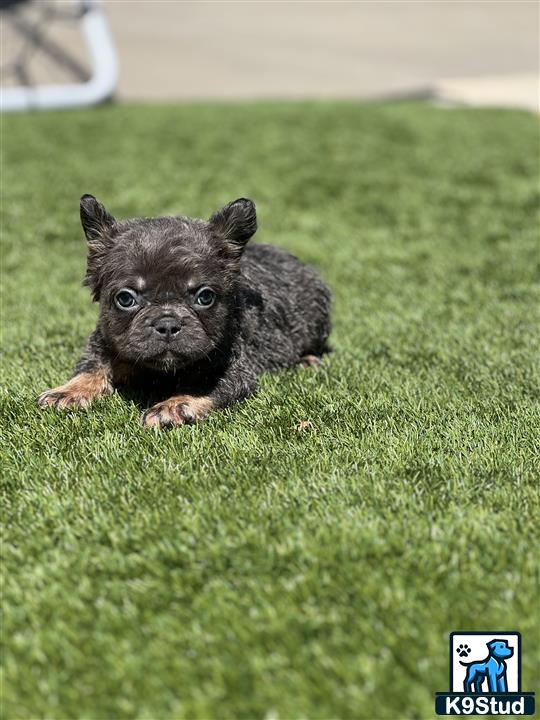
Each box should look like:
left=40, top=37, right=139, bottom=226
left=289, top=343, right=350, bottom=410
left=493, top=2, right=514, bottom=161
left=294, top=420, right=313, bottom=432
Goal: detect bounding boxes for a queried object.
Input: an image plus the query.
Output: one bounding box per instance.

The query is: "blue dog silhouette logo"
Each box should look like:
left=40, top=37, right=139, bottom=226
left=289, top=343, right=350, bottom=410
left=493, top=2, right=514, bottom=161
left=435, top=632, right=535, bottom=715
left=459, top=638, right=513, bottom=693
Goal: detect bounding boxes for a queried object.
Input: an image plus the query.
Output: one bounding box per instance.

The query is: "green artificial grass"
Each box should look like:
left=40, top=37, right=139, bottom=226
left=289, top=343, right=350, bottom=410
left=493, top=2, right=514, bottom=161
left=2, top=101, right=539, bottom=719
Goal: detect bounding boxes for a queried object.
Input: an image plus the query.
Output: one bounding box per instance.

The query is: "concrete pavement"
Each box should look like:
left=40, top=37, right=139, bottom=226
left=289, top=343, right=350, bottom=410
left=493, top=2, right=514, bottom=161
left=104, top=1, right=539, bottom=110
left=2, top=1, right=538, bottom=110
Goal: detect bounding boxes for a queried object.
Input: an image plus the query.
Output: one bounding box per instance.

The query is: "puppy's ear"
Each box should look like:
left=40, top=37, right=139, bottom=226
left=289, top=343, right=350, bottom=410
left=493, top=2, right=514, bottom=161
left=80, top=194, right=116, bottom=243
left=208, top=198, right=257, bottom=257
left=80, top=194, right=117, bottom=300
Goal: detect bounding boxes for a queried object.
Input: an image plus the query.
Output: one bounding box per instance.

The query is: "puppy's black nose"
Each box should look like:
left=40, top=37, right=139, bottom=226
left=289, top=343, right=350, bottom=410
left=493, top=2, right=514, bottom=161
left=152, top=316, right=181, bottom=341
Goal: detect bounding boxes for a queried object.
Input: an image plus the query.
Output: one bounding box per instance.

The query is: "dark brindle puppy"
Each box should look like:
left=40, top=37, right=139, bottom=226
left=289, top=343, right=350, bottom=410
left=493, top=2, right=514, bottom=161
left=38, top=196, right=331, bottom=428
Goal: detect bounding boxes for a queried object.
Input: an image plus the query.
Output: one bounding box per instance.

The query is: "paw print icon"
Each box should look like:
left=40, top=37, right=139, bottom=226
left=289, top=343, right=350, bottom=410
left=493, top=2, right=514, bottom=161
left=456, top=643, right=471, bottom=658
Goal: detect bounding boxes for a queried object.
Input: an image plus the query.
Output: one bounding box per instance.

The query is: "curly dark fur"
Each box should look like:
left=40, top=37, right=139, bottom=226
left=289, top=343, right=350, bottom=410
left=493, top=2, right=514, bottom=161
left=38, top=196, right=331, bottom=427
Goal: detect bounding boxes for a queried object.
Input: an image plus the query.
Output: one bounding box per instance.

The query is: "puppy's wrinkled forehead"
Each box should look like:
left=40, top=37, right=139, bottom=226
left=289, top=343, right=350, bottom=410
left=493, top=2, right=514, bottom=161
left=80, top=195, right=257, bottom=301
left=105, top=217, right=226, bottom=293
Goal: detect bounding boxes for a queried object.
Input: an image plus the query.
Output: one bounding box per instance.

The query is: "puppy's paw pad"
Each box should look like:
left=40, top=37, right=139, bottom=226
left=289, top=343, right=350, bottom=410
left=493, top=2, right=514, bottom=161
left=141, top=396, right=212, bottom=429
left=457, top=644, right=471, bottom=657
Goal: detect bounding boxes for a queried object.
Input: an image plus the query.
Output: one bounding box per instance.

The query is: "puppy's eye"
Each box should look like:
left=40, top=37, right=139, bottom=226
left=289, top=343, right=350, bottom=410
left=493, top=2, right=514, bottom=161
left=194, top=287, right=215, bottom=307
left=115, top=289, right=138, bottom=310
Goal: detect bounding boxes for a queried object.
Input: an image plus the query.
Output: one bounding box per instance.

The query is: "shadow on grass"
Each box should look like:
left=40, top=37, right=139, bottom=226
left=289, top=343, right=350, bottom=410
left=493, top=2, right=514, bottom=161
left=115, top=371, right=185, bottom=412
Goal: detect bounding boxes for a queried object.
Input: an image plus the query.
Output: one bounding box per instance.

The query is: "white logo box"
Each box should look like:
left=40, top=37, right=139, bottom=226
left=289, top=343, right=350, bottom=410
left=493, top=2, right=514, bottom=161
left=450, top=632, right=520, bottom=693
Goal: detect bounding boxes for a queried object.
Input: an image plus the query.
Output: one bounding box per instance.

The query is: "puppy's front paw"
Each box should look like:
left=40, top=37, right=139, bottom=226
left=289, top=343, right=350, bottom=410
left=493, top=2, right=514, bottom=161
left=38, top=387, right=91, bottom=409
left=141, top=395, right=213, bottom=428
left=300, top=354, right=323, bottom=368
left=37, top=370, right=111, bottom=410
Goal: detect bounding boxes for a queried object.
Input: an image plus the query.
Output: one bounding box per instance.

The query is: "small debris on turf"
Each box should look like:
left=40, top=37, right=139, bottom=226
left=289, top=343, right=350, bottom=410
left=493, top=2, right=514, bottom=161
left=294, top=420, right=313, bottom=432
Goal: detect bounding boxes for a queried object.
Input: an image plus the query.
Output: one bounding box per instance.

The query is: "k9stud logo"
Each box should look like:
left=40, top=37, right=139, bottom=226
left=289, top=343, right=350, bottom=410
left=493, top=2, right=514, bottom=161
left=435, top=632, right=535, bottom=715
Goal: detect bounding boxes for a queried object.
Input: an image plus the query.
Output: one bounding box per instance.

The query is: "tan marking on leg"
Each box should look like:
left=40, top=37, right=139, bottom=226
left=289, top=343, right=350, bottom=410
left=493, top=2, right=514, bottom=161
left=141, top=395, right=214, bottom=428
left=300, top=354, right=322, bottom=368
left=37, top=368, right=112, bottom=410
